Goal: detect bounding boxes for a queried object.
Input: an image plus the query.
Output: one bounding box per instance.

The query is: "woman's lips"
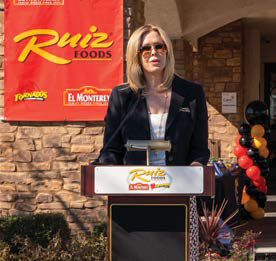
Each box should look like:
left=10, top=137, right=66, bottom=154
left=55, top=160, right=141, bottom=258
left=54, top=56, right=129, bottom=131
left=150, top=59, right=160, bottom=64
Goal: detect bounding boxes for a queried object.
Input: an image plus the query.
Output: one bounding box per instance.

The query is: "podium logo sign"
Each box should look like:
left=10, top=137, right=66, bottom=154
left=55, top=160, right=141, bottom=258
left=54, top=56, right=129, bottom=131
left=128, top=168, right=172, bottom=192
left=94, top=166, right=204, bottom=194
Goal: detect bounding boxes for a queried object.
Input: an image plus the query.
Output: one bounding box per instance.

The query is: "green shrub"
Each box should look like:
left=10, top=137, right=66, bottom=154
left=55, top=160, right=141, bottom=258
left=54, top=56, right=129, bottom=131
left=0, top=213, right=70, bottom=253
left=93, top=222, right=107, bottom=237
left=0, top=233, right=107, bottom=261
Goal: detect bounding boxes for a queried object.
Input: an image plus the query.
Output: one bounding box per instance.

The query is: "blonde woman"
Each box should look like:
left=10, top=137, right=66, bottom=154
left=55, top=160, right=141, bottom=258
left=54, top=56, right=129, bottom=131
left=96, top=24, right=209, bottom=261
left=98, top=24, right=210, bottom=166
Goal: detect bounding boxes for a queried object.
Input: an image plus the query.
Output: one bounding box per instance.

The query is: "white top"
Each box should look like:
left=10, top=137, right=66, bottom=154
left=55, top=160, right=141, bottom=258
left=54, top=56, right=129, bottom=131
left=149, top=113, right=168, bottom=166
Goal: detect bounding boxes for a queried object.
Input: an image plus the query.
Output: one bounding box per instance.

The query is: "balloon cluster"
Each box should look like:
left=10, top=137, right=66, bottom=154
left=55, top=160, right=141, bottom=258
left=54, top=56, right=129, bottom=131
left=233, top=101, right=270, bottom=220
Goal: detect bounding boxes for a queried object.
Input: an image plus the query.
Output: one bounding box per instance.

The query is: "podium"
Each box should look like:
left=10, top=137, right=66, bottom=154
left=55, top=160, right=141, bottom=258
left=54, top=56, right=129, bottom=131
left=81, top=165, right=215, bottom=261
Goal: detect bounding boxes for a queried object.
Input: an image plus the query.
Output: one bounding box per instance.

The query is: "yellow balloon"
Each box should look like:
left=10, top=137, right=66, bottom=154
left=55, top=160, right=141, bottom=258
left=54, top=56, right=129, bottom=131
left=241, top=186, right=250, bottom=205
left=244, top=199, right=258, bottom=212
left=253, top=137, right=267, bottom=149
left=251, top=124, right=265, bottom=138
left=250, top=208, right=265, bottom=219
left=259, top=147, right=269, bottom=158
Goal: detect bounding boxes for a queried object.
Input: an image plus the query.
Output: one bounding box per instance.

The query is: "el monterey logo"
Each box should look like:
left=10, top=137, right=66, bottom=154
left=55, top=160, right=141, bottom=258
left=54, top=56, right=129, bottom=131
left=129, top=183, right=149, bottom=191
left=128, top=168, right=172, bottom=192
left=64, top=86, right=111, bottom=106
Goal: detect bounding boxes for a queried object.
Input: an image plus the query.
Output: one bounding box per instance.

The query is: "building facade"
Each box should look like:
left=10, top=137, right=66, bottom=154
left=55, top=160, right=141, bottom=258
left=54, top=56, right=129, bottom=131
left=0, top=0, right=275, bottom=233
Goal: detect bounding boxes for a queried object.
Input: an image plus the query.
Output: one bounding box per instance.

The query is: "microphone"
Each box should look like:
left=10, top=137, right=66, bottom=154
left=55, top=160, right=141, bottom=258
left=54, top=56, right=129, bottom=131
left=91, top=88, right=142, bottom=165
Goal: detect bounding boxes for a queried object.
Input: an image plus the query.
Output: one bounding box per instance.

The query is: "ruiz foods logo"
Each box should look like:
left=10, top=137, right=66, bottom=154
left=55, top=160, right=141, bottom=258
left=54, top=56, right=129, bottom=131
left=13, top=26, right=113, bottom=64
left=128, top=168, right=172, bottom=192
left=64, top=86, right=111, bottom=106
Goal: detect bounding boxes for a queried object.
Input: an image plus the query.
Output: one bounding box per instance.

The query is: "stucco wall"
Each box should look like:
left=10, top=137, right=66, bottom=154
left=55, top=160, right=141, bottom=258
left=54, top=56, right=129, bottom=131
left=244, top=27, right=261, bottom=105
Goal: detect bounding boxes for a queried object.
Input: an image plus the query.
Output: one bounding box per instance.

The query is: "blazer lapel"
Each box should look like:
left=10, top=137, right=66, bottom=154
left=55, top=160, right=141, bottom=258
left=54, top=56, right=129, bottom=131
left=166, top=87, right=185, bottom=131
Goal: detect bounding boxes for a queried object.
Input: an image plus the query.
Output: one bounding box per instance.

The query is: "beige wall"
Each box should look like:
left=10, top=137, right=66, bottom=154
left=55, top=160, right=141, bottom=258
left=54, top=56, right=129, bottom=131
left=261, top=36, right=276, bottom=63
left=243, top=23, right=276, bottom=105
left=261, top=35, right=276, bottom=101
left=143, top=0, right=182, bottom=39
left=243, top=27, right=261, bottom=105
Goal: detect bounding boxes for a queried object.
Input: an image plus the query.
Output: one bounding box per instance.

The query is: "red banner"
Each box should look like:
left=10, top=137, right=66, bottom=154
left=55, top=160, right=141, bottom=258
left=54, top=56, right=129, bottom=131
left=4, top=0, right=123, bottom=121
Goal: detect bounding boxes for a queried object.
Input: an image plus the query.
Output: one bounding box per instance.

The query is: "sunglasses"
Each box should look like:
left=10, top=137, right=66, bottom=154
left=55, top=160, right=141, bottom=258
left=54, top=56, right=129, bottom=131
left=139, top=43, right=167, bottom=58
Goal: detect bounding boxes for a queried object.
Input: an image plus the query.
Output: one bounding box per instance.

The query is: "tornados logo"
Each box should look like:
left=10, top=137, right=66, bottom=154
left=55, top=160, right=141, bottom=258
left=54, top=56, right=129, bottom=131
left=15, top=91, right=47, bottom=101
left=13, top=26, right=114, bottom=64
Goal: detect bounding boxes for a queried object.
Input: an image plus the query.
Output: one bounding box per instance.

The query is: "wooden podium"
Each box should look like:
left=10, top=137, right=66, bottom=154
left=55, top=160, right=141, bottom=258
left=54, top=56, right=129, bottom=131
left=81, top=165, right=215, bottom=261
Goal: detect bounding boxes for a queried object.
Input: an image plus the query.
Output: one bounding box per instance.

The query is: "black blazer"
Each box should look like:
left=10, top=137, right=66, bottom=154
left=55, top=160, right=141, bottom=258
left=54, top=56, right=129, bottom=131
left=99, top=74, right=210, bottom=165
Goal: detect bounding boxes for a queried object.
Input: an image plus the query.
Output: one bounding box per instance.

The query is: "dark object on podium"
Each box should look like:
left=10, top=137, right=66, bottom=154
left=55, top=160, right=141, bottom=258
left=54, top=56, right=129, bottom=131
left=81, top=165, right=215, bottom=261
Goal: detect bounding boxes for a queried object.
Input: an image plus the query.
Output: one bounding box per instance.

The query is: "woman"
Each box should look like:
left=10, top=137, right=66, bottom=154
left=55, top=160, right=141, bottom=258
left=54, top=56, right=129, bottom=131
left=95, top=24, right=210, bottom=260
left=97, top=24, right=210, bottom=166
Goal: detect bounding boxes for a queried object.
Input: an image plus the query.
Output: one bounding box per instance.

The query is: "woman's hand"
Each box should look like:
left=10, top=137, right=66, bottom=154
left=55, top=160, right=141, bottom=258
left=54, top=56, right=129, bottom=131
left=190, top=161, right=203, bottom=166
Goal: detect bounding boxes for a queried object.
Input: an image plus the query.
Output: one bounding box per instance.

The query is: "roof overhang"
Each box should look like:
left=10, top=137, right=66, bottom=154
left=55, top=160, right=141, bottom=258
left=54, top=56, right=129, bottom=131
left=144, top=0, right=276, bottom=47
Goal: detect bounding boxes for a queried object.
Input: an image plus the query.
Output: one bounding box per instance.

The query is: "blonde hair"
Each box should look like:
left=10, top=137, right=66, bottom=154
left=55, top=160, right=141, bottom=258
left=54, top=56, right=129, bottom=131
left=126, top=24, right=175, bottom=93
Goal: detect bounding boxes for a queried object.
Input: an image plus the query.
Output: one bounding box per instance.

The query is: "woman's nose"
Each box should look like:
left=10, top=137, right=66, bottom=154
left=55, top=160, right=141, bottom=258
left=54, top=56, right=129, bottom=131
left=150, top=46, right=157, bottom=55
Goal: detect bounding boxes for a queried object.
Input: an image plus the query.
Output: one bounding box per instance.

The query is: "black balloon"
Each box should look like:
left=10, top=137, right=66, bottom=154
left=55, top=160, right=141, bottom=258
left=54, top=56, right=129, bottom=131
left=243, top=177, right=251, bottom=187
left=258, top=202, right=266, bottom=208
left=241, top=207, right=252, bottom=220
left=246, top=185, right=258, bottom=196
left=263, top=121, right=270, bottom=130
left=238, top=123, right=251, bottom=135
left=256, top=193, right=267, bottom=203
left=255, top=192, right=267, bottom=208
left=256, top=157, right=269, bottom=169
left=260, top=168, right=270, bottom=177
left=246, top=147, right=259, bottom=159
left=239, top=135, right=252, bottom=148
left=245, top=101, right=269, bottom=125
left=257, top=157, right=268, bottom=164
left=229, top=163, right=243, bottom=177
left=264, top=131, right=270, bottom=143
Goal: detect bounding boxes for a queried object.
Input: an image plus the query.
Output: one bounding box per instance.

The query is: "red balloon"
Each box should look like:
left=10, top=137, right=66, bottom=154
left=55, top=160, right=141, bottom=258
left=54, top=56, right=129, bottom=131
left=246, top=166, right=261, bottom=180
left=234, top=145, right=247, bottom=158
left=235, top=134, right=242, bottom=145
left=238, top=155, right=253, bottom=169
left=252, top=176, right=266, bottom=187
left=257, top=184, right=267, bottom=194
